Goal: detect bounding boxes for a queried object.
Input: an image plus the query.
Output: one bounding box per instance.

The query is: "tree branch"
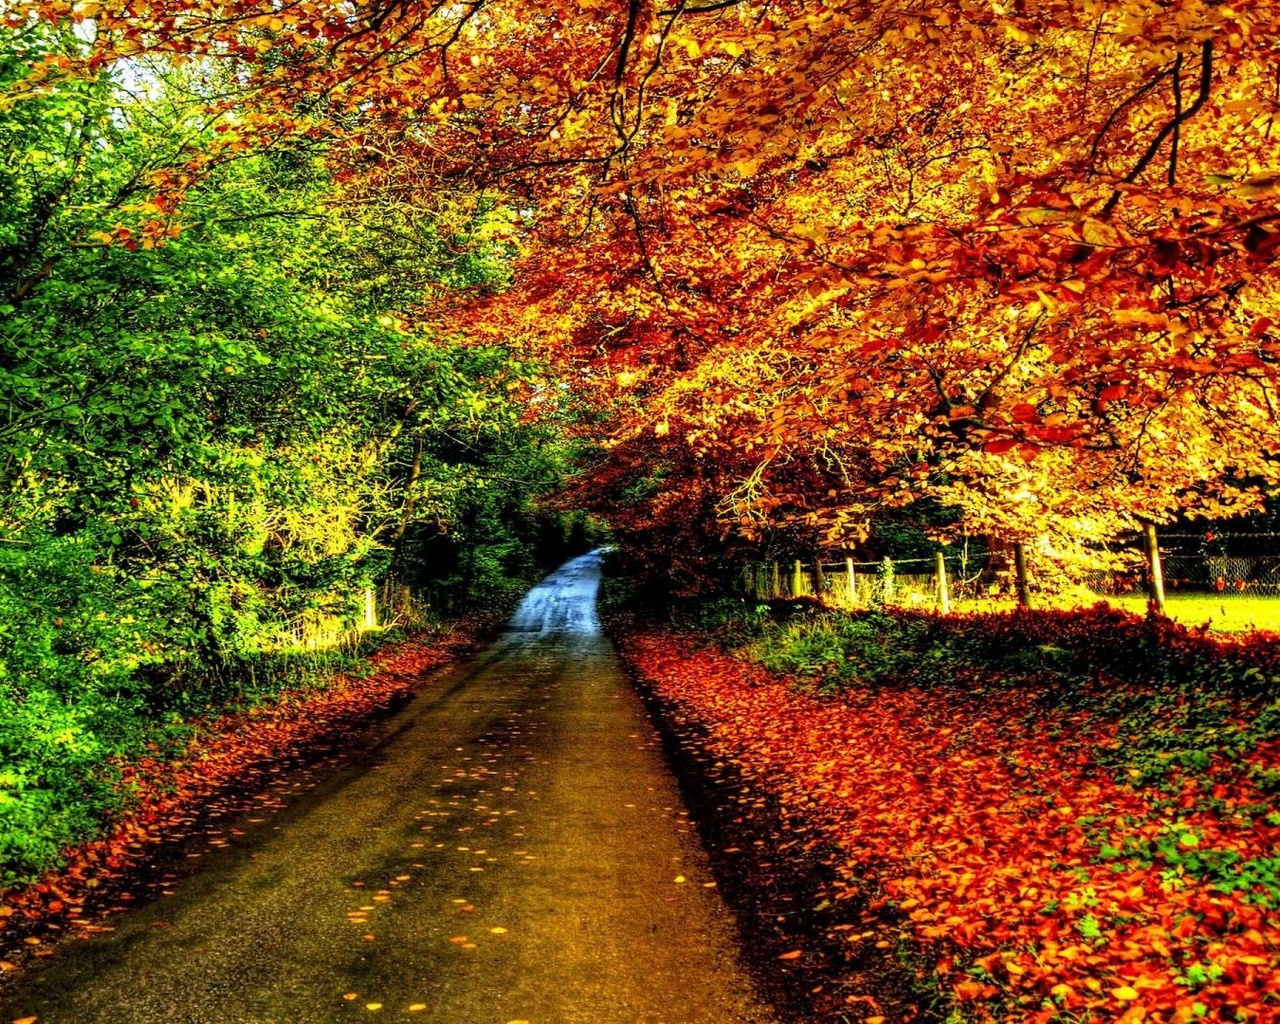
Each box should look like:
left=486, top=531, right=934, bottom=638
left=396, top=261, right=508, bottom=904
left=1101, top=39, right=1212, bottom=218
left=658, top=0, right=744, bottom=14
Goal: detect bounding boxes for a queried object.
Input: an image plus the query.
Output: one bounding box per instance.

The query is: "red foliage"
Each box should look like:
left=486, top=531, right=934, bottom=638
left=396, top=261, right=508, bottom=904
left=0, top=620, right=490, bottom=965
left=621, top=623, right=1280, bottom=1023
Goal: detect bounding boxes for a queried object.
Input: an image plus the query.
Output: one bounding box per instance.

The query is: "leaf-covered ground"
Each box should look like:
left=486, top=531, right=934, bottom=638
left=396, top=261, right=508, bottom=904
left=619, top=608, right=1280, bottom=1024
left=0, top=617, right=494, bottom=973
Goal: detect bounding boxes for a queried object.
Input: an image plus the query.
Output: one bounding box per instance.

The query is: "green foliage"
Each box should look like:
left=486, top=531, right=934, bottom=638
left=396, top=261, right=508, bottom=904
left=0, top=27, right=577, bottom=882
left=1098, top=828, right=1280, bottom=911
left=743, top=611, right=953, bottom=692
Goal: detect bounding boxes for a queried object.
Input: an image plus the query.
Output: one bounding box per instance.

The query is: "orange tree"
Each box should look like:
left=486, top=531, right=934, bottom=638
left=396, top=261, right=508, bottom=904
left=14, top=0, right=1280, bottom=574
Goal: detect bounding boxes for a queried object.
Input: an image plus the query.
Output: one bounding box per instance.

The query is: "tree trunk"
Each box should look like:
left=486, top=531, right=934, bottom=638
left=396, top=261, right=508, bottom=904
left=1013, top=542, right=1032, bottom=609
left=1142, top=521, right=1167, bottom=616
left=389, top=434, right=423, bottom=544
left=935, top=550, right=950, bottom=614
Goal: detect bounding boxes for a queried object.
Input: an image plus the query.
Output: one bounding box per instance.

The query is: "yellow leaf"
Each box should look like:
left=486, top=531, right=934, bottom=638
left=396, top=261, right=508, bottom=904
left=490, top=927, right=508, bottom=934
left=1112, top=985, right=1140, bottom=1001
left=1082, top=219, right=1123, bottom=247
left=366, top=1003, right=383, bottom=1011
left=722, top=40, right=744, bottom=57
left=408, top=1005, right=427, bottom=1013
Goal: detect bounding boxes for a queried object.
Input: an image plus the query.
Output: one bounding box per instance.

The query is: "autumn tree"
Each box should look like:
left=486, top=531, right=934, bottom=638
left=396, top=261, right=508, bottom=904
left=12, top=0, right=1280, bottom=576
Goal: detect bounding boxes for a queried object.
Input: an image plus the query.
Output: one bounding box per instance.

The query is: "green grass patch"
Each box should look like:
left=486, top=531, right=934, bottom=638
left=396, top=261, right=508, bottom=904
left=951, top=593, right=1280, bottom=634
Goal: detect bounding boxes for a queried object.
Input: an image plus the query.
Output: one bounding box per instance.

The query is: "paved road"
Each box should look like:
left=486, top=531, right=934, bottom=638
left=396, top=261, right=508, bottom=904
left=0, top=552, right=778, bottom=1024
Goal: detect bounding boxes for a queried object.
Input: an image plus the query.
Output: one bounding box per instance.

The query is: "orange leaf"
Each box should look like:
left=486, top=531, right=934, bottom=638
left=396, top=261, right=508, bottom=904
left=778, top=950, right=803, bottom=960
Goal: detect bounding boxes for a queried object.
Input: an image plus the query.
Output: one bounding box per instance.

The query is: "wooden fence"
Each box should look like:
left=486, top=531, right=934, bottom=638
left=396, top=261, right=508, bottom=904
left=743, top=555, right=957, bottom=612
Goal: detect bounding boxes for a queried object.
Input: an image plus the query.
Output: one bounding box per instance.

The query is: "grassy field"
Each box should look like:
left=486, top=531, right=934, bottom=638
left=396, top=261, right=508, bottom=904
left=944, top=592, right=1280, bottom=633
left=1100, top=592, right=1280, bottom=633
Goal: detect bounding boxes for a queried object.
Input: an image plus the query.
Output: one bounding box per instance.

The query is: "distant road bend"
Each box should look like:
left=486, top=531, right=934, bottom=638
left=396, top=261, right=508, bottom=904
left=0, top=550, right=779, bottom=1024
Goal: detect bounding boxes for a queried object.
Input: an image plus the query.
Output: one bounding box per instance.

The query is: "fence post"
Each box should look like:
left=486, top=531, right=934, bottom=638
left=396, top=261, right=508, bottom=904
left=770, top=561, right=781, bottom=599
left=792, top=558, right=805, bottom=597
left=364, top=586, right=376, bottom=628
left=1142, top=522, right=1167, bottom=615
left=814, top=556, right=826, bottom=602
left=1013, top=542, right=1032, bottom=609
left=846, top=556, right=856, bottom=608
left=935, top=551, right=950, bottom=614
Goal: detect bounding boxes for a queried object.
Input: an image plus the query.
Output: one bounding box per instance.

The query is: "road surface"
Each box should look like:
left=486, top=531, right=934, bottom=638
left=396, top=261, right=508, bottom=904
left=0, top=551, right=778, bottom=1024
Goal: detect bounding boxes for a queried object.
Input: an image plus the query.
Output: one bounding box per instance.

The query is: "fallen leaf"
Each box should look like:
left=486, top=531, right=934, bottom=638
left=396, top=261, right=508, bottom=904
left=779, top=950, right=803, bottom=960
left=343, top=993, right=358, bottom=1002
left=12, top=1017, right=38, bottom=1024
left=408, top=1005, right=427, bottom=1013
left=674, top=875, right=686, bottom=883
left=1112, top=986, right=1140, bottom=1002
left=365, top=1003, right=382, bottom=1011
left=490, top=926, right=508, bottom=934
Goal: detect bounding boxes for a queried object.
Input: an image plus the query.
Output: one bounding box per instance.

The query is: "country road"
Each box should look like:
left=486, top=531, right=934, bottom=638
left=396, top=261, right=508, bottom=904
left=0, top=551, right=779, bottom=1024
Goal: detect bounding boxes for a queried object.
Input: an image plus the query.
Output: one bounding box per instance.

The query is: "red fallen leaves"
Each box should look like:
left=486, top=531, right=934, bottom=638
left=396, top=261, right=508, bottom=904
left=0, top=618, right=491, bottom=959
left=620, top=627, right=1280, bottom=1024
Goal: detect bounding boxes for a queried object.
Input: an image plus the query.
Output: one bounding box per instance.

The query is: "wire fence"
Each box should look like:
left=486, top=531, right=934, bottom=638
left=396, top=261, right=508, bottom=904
left=743, top=531, right=1280, bottom=612
left=1083, top=533, right=1280, bottom=597
left=744, top=556, right=955, bottom=610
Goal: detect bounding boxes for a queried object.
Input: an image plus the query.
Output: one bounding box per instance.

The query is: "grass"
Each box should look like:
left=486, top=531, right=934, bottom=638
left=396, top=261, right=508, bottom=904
left=1102, top=593, right=1280, bottom=633
left=948, top=592, right=1280, bottom=634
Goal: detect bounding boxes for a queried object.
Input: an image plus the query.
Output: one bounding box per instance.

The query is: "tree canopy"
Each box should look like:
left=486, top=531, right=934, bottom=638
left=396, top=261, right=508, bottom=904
left=7, top=0, right=1280, bottom=571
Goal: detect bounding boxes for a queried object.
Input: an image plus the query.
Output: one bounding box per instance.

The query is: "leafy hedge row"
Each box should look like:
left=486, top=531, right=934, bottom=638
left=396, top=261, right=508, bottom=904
left=0, top=529, right=380, bottom=883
